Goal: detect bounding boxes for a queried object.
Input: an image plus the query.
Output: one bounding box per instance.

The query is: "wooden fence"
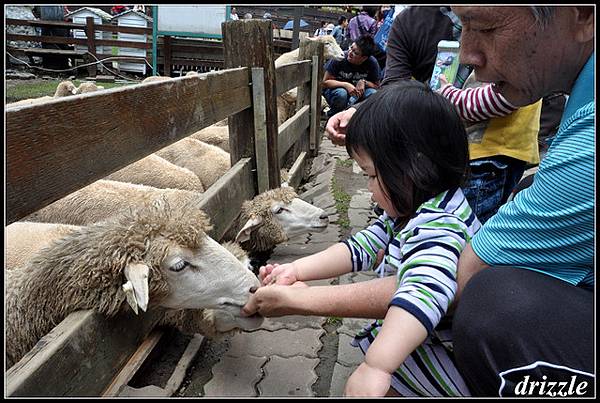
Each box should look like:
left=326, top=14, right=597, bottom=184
left=6, top=17, right=295, bottom=77
left=6, top=19, right=324, bottom=396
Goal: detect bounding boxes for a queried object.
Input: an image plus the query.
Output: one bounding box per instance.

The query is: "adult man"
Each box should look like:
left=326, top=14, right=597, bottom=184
left=451, top=6, right=594, bottom=396
left=322, top=36, right=380, bottom=118
left=331, top=16, right=349, bottom=48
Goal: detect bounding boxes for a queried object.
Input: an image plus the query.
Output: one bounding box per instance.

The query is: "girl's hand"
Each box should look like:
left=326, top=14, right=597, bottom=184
left=325, top=108, right=357, bottom=146
left=438, top=73, right=449, bottom=87
left=344, top=362, right=392, bottom=397
left=260, top=262, right=299, bottom=286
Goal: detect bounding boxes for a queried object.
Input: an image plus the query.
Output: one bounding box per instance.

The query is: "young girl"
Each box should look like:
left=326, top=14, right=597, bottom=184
left=242, top=81, right=481, bottom=396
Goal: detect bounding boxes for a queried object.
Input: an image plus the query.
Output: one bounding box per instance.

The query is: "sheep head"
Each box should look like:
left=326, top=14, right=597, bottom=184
left=235, top=187, right=329, bottom=252
left=307, top=35, right=345, bottom=62
left=54, top=80, right=78, bottom=97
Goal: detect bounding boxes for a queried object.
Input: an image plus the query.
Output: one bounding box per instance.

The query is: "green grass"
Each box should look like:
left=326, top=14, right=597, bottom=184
left=331, top=174, right=351, bottom=231
left=325, top=316, right=342, bottom=326
left=6, top=80, right=131, bottom=103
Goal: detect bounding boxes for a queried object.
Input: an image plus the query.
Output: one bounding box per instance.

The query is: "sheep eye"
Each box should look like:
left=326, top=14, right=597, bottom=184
left=170, top=259, right=190, bottom=272
left=274, top=206, right=286, bottom=214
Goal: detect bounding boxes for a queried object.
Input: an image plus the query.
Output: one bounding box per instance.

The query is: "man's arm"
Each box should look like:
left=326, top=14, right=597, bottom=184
left=322, top=70, right=355, bottom=92
left=453, top=243, right=489, bottom=306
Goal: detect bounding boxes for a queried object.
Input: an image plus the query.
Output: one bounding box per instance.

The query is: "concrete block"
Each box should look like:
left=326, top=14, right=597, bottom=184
left=203, top=355, right=267, bottom=397
left=336, top=334, right=365, bottom=367
left=258, top=356, right=319, bottom=397
left=227, top=328, right=324, bottom=358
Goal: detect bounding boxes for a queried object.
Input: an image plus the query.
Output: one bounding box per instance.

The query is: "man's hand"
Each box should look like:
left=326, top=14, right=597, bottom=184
left=241, top=282, right=307, bottom=317
left=355, top=79, right=366, bottom=98
left=325, top=107, right=357, bottom=146
left=345, top=82, right=360, bottom=97
left=344, top=362, right=391, bottom=397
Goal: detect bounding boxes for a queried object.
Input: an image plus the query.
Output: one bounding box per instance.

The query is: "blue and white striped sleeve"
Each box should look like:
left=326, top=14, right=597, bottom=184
left=342, top=214, right=393, bottom=272
left=389, top=217, right=469, bottom=334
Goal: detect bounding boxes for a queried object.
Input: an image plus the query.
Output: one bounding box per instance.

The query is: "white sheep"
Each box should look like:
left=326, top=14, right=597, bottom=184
left=141, top=75, right=172, bottom=83
left=189, top=126, right=230, bottom=153
left=6, top=80, right=78, bottom=108
left=104, top=154, right=205, bottom=192
left=76, top=81, right=105, bottom=94
left=6, top=197, right=263, bottom=368
left=155, top=138, right=231, bottom=190
left=274, top=35, right=345, bottom=68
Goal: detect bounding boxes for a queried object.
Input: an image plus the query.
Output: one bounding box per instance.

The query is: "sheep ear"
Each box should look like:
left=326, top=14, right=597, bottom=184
left=122, top=281, right=139, bottom=315
left=235, top=217, right=263, bottom=243
left=123, top=263, right=150, bottom=313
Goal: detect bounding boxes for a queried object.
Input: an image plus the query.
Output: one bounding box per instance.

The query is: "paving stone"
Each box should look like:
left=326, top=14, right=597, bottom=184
left=336, top=334, right=365, bottom=367
left=337, top=318, right=375, bottom=337
left=258, top=355, right=319, bottom=397
left=349, top=190, right=373, bottom=209
left=308, top=226, right=341, bottom=243
left=299, top=181, right=331, bottom=204
left=260, top=315, right=326, bottom=331
left=347, top=209, right=372, bottom=228
left=203, top=355, right=267, bottom=397
left=311, top=192, right=336, bottom=209
left=329, top=363, right=356, bottom=397
left=227, top=328, right=324, bottom=358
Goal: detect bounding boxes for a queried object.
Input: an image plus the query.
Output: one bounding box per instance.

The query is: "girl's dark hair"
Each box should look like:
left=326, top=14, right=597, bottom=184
left=338, top=16, right=347, bottom=25
left=345, top=81, right=469, bottom=228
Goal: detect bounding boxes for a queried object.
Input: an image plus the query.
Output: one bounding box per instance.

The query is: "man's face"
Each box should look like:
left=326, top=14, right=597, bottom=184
left=452, top=6, right=571, bottom=106
left=347, top=43, right=368, bottom=65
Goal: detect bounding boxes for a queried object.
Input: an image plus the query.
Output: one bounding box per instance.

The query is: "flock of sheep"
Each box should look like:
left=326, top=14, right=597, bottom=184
left=5, top=35, right=343, bottom=371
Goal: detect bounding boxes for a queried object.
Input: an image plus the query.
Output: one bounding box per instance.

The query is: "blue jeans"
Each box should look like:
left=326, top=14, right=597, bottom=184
left=462, top=156, right=526, bottom=224
left=323, top=87, right=377, bottom=117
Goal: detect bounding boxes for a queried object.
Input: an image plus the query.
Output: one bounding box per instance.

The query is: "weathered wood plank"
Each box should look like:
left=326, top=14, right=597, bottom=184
left=252, top=68, right=270, bottom=194
left=286, top=151, right=308, bottom=190
left=6, top=67, right=251, bottom=224
left=278, top=105, right=310, bottom=165
left=223, top=20, right=280, bottom=189
left=102, top=329, right=165, bottom=397
left=198, top=158, right=255, bottom=240
left=163, top=334, right=205, bottom=396
left=275, top=60, right=312, bottom=96
left=6, top=308, right=164, bottom=397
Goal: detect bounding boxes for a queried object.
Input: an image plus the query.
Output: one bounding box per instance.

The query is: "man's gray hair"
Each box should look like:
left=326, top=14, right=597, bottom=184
left=530, top=6, right=556, bottom=28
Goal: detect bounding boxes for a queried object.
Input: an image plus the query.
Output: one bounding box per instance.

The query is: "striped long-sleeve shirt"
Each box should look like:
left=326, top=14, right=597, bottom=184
left=343, top=188, right=481, bottom=334
left=439, top=82, right=517, bottom=122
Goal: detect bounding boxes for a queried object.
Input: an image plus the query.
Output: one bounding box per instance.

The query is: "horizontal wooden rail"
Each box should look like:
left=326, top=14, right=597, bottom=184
left=6, top=33, right=152, bottom=50
left=6, top=67, right=252, bottom=224
left=6, top=308, right=165, bottom=397
left=275, top=60, right=312, bottom=96
left=6, top=18, right=152, bottom=35
left=278, top=105, right=311, bottom=164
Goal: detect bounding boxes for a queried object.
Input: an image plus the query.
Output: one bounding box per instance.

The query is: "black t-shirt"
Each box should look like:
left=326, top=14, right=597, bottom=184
left=325, top=52, right=381, bottom=86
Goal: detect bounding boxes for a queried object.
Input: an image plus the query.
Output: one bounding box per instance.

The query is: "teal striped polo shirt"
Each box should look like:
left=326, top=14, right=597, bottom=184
left=471, top=53, right=595, bottom=288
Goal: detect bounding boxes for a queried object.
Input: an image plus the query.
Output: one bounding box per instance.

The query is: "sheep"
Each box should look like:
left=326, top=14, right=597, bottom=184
left=6, top=197, right=263, bottom=368
left=233, top=186, right=329, bottom=254
left=104, top=154, right=205, bottom=192
left=6, top=222, right=250, bottom=274
left=274, top=35, right=345, bottom=68
left=141, top=75, right=172, bottom=83
left=24, top=179, right=203, bottom=226
left=6, top=80, right=78, bottom=108
left=189, top=126, right=230, bottom=153
left=76, top=81, right=104, bottom=94
left=155, top=138, right=231, bottom=190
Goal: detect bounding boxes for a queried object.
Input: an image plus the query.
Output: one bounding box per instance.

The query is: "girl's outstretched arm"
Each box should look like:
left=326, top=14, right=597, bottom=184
left=344, top=306, right=428, bottom=396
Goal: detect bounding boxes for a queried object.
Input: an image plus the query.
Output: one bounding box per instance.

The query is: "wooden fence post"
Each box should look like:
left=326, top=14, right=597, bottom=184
left=163, top=35, right=172, bottom=77
left=296, top=39, right=324, bottom=156
left=222, top=19, right=280, bottom=191
left=85, top=16, right=97, bottom=77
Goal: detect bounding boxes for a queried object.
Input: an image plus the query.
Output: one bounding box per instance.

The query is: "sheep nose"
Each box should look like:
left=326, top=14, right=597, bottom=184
left=319, top=213, right=329, bottom=220
left=249, top=286, right=258, bottom=294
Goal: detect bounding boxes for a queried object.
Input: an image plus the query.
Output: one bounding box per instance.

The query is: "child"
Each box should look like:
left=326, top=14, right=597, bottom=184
left=243, top=81, right=481, bottom=396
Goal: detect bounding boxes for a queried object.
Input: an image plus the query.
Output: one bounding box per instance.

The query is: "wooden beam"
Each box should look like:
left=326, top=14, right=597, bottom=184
left=275, top=60, right=312, bottom=96
left=286, top=151, right=308, bottom=189
left=251, top=68, right=270, bottom=194
left=6, top=308, right=164, bottom=397
left=198, top=158, right=255, bottom=241
left=163, top=35, right=172, bottom=76
left=85, top=17, right=97, bottom=77
left=310, top=55, right=321, bottom=152
left=278, top=105, right=310, bottom=164
left=222, top=19, right=280, bottom=190
left=102, top=329, right=165, bottom=397
left=6, top=67, right=251, bottom=224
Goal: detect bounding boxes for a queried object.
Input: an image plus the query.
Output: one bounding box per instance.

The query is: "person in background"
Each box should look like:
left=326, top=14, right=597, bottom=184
left=243, top=12, right=253, bottom=19
left=331, top=16, right=349, bottom=48
left=35, top=5, right=71, bottom=70
left=347, top=6, right=378, bottom=42
left=322, top=36, right=380, bottom=118
left=110, top=5, right=128, bottom=15
left=314, top=20, right=328, bottom=36
left=230, top=7, right=239, bottom=20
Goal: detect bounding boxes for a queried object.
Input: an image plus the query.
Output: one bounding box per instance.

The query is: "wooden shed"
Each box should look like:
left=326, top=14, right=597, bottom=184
left=112, top=9, right=152, bottom=74
left=65, top=7, right=113, bottom=56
